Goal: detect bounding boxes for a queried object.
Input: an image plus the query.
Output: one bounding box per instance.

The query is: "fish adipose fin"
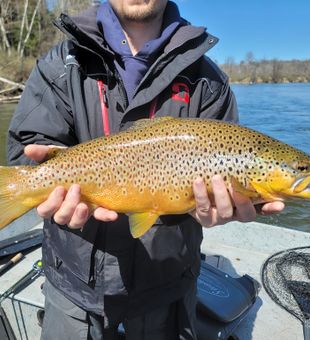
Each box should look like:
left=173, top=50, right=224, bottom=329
left=231, top=177, right=260, bottom=198
left=128, top=212, right=159, bottom=238
left=0, top=166, right=33, bottom=229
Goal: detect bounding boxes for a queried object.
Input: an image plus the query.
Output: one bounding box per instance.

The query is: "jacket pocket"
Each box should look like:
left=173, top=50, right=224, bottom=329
left=43, top=224, right=94, bottom=284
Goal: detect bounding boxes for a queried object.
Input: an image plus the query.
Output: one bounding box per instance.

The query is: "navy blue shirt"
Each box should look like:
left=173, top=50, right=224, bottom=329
left=97, top=1, right=183, bottom=102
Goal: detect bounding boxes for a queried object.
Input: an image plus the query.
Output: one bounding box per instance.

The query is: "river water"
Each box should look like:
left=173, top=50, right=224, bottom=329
left=0, top=83, right=309, bottom=232
left=0, top=103, right=15, bottom=166
left=232, top=83, right=310, bottom=232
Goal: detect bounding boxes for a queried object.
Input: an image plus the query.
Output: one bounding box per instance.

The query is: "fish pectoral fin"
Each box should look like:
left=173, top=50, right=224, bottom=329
left=231, top=176, right=260, bottom=198
left=250, top=180, right=279, bottom=201
left=128, top=212, right=159, bottom=238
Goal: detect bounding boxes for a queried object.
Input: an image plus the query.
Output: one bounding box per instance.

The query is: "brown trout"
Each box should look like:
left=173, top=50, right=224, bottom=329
left=0, top=117, right=309, bottom=237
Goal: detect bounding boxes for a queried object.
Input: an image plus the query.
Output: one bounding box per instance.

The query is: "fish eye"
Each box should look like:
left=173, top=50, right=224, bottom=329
left=297, top=165, right=310, bottom=172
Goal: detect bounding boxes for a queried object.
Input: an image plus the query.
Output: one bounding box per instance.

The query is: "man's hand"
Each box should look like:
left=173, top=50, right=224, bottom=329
left=24, top=144, right=118, bottom=229
left=191, top=175, right=285, bottom=228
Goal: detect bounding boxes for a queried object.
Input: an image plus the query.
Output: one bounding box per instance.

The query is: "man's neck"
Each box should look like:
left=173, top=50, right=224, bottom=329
left=121, top=18, right=163, bottom=56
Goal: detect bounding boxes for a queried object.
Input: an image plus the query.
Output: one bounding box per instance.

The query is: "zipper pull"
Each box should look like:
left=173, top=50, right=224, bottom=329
left=103, top=90, right=109, bottom=108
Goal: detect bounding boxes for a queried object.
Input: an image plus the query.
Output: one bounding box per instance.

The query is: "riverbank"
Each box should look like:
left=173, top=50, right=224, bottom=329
left=221, top=59, right=310, bottom=84
left=1, top=80, right=310, bottom=104
left=0, top=56, right=309, bottom=101
left=230, top=78, right=310, bottom=85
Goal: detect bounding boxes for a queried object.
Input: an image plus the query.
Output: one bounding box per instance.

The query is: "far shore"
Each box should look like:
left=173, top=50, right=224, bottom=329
left=1, top=80, right=309, bottom=106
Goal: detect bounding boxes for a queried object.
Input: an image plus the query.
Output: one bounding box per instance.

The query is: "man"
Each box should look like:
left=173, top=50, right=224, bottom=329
left=7, top=1, right=284, bottom=339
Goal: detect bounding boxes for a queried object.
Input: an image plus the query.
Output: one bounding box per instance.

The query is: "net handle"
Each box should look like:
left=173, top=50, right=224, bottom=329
left=304, top=319, right=310, bottom=340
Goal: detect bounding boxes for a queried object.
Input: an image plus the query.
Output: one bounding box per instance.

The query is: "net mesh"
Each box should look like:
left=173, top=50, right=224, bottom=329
left=262, top=246, right=310, bottom=322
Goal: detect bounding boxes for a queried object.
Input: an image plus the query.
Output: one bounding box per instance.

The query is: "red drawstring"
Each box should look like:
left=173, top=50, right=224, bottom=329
left=97, top=80, right=110, bottom=136
left=98, top=79, right=158, bottom=134
left=149, top=97, right=158, bottom=119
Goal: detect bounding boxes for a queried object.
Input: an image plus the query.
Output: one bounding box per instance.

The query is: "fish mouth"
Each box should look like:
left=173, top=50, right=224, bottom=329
left=292, top=175, right=310, bottom=194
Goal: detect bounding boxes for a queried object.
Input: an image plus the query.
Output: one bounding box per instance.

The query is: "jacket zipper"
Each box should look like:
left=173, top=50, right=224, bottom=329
left=114, top=71, right=129, bottom=108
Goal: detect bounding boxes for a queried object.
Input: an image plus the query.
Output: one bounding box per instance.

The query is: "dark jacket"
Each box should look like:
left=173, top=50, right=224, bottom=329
left=7, top=4, right=238, bottom=325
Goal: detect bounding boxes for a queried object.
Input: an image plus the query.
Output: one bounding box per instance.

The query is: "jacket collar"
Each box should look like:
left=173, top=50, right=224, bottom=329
left=54, top=4, right=218, bottom=109
left=54, top=5, right=113, bottom=58
left=97, top=1, right=184, bottom=58
left=54, top=4, right=216, bottom=61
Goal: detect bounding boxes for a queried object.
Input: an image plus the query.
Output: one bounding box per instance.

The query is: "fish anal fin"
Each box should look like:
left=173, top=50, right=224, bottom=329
left=231, top=176, right=260, bottom=198
left=128, top=212, right=159, bottom=238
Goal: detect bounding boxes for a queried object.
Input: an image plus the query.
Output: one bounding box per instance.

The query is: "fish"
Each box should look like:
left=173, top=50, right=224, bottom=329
left=0, top=117, right=309, bottom=238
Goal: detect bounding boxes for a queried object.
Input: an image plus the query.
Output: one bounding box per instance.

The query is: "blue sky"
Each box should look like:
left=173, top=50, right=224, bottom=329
left=174, top=0, right=310, bottom=64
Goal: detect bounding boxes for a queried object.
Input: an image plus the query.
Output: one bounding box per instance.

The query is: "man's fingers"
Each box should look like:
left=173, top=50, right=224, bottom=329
left=93, top=207, right=118, bottom=222
left=24, top=144, right=51, bottom=163
left=212, top=175, right=233, bottom=220
left=24, top=144, right=66, bottom=163
left=68, top=203, right=90, bottom=229
left=192, top=177, right=218, bottom=228
left=192, top=177, right=211, bottom=216
left=191, top=175, right=284, bottom=228
left=37, top=186, right=66, bottom=218
left=37, top=182, right=118, bottom=227
left=53, top=184, right=82, bottom=225
left=231, top=189, right=256, bottom=222
left=260, top=201, right=285, bottom=215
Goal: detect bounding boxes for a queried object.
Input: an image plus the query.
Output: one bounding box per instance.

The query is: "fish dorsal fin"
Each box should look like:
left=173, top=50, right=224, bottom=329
left=46, top=146, right=67, bottom=160
left=128, top=212, right=159, bottom=238
left=129, top=117, right=174, bottom=131
left=231, top=176, right=260, bottom=198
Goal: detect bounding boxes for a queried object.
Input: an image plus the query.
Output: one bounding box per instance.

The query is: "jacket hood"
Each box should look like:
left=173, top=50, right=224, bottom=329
left=54, top=3, right=219, bottom=110
left=54, top=3, right=218, bottom=58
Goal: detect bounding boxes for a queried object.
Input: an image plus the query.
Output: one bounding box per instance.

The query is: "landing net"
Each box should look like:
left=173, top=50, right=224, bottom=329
left=262, top=246, right=310, bottom=340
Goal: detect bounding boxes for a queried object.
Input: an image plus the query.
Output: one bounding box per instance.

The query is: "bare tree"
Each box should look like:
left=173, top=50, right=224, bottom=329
left=245, top=52, right=257, bottom=83
left=0, top=0, right=12, bottom=55
left=17, top=0, right=29, bottom=54
left=51, top=0, right=93, bottom=16
left=245, top=51, right=255, bottom=64
left=19, top=0, right=42, bottom=58
left=222, top=56, right=235, bottom=79
left=271, top=59, right=281, bottom=83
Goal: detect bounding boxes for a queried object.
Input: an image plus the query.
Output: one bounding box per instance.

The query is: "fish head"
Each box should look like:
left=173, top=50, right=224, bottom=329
left=249, top=145, right=310, bottom=202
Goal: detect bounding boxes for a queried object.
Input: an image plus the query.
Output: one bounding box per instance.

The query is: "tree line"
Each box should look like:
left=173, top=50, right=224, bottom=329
left=221, top=53, right=310, bottom=84
left=0, top=0, right=93, bottom=102
left=0, top=2, right=309, bottom=102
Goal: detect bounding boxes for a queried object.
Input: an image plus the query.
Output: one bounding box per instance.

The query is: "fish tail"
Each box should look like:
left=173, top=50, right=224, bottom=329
left=0, top=166, right=34, bottom=229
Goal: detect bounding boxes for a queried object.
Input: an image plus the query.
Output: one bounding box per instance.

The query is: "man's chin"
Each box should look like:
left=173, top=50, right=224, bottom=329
left=110, top=0, right=168, bottom=23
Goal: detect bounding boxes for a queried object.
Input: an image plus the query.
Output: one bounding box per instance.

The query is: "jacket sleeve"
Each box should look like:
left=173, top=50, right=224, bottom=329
left=198, top=58, right=239, bottom=123
left=7, top=43, right=78, bottom=166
